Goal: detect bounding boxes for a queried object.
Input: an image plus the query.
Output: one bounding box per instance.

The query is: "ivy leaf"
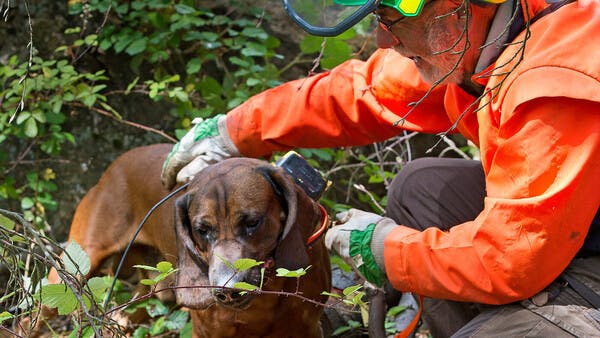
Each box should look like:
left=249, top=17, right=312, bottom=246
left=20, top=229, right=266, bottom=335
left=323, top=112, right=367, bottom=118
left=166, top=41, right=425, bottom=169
left=63, top=241, right=91, bottom=276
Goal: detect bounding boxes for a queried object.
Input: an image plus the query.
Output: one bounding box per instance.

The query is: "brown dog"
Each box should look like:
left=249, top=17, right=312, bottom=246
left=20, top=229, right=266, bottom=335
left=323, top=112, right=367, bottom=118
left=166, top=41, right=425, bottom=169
left=49, top=143, right=331, bottom=337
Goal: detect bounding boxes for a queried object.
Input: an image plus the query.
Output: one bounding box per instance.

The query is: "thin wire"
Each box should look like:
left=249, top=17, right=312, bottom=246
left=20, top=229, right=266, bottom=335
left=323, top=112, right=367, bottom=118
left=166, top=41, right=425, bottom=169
left=102, top=182, right=190, bottom=309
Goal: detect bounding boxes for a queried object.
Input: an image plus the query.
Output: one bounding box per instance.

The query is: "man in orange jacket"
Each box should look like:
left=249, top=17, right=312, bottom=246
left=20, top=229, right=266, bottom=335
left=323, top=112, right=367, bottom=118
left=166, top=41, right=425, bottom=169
left=162, top=0, right=600, bottom=336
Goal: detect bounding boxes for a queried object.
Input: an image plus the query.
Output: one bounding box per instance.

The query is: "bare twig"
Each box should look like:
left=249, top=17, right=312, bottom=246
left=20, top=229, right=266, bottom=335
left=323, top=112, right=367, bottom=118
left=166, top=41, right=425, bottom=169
left=8, top=0, right=33, bottom=124
left=69, top=102, right=177, bottom=143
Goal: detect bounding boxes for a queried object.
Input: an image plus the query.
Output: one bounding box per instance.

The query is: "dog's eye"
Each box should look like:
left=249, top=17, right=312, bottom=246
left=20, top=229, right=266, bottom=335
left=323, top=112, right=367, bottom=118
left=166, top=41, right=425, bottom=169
left=244, top=219, right=263, bottom=236
left=193, top=222, right=212, bottom=240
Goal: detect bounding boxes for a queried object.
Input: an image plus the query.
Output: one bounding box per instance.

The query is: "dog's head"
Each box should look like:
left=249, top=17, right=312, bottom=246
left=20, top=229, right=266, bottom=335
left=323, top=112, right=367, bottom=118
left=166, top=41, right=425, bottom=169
left=174, top=158, right=322, bottom=309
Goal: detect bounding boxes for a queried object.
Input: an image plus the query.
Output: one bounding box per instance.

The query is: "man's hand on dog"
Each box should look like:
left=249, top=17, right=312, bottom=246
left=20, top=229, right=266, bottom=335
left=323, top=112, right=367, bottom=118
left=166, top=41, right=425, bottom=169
left=325, top=208, right=397, bottom=287
left=161, top=114, right=240, bottom=189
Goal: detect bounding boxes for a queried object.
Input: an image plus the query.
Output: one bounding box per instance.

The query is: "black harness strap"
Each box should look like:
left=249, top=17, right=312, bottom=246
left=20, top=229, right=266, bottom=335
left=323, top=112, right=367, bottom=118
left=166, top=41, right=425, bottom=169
left=562, top=272, right=600, bottom=309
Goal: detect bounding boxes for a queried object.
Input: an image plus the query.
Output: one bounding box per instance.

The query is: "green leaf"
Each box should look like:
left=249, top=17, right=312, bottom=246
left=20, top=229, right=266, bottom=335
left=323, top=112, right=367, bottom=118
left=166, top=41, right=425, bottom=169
left=321, top=291, right=341, bottom=299
left=16, top=111, right=32, bottom=125
left=0, top=214, right=15, bottom=230
left=125, top=77, right=139, bottom=94
left=113, top=36, right=133, bottom=53
left=0, top=311, right=14, bottom=324
left=150, top=316, right=167, bottom=336
left=276, top=266, right=309, bottom=278
left=179, top=321, right=193, bottom=338
left=132, top=327, right=150, bottom=338
left=246, top=78, right=262, bottom=86
left=24, top=117, right=38, bottom=138
left=165, top=310, right=189, bottom=330
left=68, top=324, right=94, bottom=338
left=386, top=304, right=407, bottom=317
left=233, top=258, right=263, bottom=272
left=64, top=27, right=81, bottom=34
left=40, top=284, right=78, bottom=315
left=300, top=35, right=324, bottom=54
left=86, top=277, right=109, bottom=302
left=241, top=42, right=267, bottom=57
left=125, top=38, right=147, bottom=55
left=46, top=112, right=65, bottom=124
left=81, top=94, right=97, bottom=107
left=174, top=4, right=196, bottom=14
left=156, top=261, right=173, bottom=273
left=321, top=38, right=353, bottom=69
left=241, top=27, right=268, bottom=40
left=80, top=326, right=95, bottom=338
left=140, top=279, right=156, bottom=286
left=233, top=282, right=258, bottom=291
left=145, top=298, right=169, bottom=317
left=342, top=284, right=362, bottom=296
left=63, top=241, right=91, bottom=276
left=186, top=58, right=202, bottom=74
left=21, top=197, right=34, bottom=209
left=133, top=264, right=160, bottom=272
left=332, top=325, right=352, bottom=336
left=214, top=253, right=235, bottom=271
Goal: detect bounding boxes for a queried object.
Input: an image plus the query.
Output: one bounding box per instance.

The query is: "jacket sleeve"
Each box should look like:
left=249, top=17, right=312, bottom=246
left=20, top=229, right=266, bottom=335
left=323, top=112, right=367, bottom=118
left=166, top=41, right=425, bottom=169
left=383, top=97, right=600, bottom=304
left=224, top=48, right=454, bottom=158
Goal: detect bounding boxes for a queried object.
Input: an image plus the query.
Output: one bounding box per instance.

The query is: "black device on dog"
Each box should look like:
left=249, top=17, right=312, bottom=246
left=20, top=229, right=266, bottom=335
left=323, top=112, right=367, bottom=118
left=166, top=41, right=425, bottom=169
left=276, top=151, right=328, bottom=200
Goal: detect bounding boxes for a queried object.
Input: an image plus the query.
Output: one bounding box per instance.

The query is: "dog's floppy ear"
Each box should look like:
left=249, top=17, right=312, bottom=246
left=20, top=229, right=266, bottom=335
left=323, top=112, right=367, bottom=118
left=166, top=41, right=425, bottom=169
left=174, top=193, right=213, bottom=309
left=258, top=166, right=321, bottom=270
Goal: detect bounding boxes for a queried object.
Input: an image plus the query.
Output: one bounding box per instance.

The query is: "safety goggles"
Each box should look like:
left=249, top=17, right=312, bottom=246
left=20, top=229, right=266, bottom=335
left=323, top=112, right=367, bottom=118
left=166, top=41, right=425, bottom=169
left=281, top=0, right=425, bottom=37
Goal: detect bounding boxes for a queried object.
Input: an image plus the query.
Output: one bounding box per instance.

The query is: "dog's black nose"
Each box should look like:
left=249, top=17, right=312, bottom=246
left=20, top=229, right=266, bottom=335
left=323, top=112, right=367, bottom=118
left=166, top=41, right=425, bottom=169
left=212, top=288, right=243, bottom=304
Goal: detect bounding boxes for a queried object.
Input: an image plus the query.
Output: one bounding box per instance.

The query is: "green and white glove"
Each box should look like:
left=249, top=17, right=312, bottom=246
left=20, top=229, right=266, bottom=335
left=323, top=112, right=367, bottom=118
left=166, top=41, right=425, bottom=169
left=161, top=114, right=240, bottom=189
left=325, top=209, right=397, bottom=287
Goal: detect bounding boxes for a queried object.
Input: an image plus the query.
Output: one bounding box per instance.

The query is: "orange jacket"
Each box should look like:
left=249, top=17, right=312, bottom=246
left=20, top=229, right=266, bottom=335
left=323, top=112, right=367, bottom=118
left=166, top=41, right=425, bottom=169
left=225, top=0, right=600, bottom=304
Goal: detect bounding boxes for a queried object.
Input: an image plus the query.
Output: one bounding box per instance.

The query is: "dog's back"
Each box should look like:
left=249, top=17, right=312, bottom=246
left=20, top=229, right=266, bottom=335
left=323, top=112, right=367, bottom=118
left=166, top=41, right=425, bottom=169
left=49, top=143, right=177, bottom=282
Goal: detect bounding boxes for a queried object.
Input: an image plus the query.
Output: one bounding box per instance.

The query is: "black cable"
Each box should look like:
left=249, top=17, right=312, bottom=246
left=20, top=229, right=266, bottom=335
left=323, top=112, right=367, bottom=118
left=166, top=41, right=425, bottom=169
left=103, top=182, right=190, bottom=309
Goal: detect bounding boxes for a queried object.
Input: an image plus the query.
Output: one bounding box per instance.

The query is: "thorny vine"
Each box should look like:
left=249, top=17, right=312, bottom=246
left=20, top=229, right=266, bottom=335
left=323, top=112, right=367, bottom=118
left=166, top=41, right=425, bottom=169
left=1, top=0, right=33, bottom=124
left=391, top=0, right=531, bottom=153
left=0, top=209, right=122, bottom=337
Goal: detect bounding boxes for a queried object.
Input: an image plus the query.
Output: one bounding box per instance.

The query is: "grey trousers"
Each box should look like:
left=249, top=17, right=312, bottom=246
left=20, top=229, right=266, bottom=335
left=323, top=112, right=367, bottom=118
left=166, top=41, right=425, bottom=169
left=385, top=157, right=600, bottom=338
